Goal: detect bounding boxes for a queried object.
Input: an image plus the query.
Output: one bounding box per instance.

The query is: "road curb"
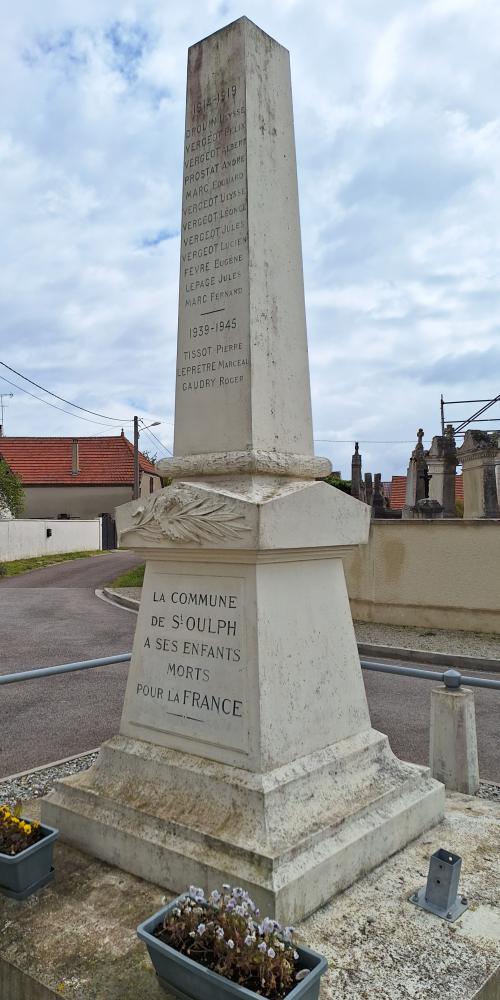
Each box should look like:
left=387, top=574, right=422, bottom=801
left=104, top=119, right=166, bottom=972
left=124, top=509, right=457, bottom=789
left=358, top=642, right=500, bottom=674
left=99, top=588, right=139, bottom=612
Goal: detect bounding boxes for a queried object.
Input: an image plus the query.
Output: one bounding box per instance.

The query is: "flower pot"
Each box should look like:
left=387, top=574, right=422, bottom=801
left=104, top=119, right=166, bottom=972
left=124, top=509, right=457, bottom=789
left=137, top=897, right=328, bottom=1000
left=0, top=821, right=58, bottom=900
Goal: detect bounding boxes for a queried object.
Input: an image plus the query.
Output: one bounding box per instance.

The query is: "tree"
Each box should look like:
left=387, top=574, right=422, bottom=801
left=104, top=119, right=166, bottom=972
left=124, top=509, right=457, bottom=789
left=0, top=458, right=24, bottom=517
left=140, top=448, right=158, bottom=466
left=322, top=475, right=352, bottom=495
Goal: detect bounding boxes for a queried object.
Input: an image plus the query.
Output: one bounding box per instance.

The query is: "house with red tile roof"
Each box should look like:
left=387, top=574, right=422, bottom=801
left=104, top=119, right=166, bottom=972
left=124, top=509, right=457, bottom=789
left=388, top=474, right=464, bottom=511
left=0, top=431, right=161, bottom=521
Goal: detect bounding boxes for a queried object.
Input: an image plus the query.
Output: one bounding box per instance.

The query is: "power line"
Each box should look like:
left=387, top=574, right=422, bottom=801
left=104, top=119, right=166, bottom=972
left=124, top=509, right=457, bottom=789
left=314, top=438, right=417, bottom=444
left=140, top=421, right=173, bottom=457
left=0, top=373, right=134, bottom=429
left=0, top=362, right=130, bottom=423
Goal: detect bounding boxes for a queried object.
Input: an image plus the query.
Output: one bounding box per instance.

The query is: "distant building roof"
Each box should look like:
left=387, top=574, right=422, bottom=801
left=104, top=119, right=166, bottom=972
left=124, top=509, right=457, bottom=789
left=389, top=474, right=464, bottom=510
left=0, top=432, right=159, bottom=486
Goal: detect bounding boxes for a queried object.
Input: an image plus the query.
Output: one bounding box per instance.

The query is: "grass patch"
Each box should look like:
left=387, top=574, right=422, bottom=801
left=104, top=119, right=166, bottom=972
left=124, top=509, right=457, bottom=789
left=0, top=551, right=105, bottom=578
left=110, top=564, right=145, bottom=588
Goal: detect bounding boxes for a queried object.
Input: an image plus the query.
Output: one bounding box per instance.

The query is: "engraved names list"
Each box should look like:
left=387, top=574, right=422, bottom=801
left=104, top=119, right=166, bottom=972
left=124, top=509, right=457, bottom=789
left=174, top=32, right=252, bottom=455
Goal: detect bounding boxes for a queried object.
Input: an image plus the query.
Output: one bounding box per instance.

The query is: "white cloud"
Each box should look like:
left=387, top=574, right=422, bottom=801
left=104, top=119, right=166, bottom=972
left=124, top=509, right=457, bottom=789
left=1, top=0, right=500, bottom=474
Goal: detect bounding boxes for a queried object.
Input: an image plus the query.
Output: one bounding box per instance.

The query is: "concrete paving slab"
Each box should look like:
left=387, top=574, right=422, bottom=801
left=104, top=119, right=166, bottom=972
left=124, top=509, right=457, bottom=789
left=0, top=794, right=498, bottom=999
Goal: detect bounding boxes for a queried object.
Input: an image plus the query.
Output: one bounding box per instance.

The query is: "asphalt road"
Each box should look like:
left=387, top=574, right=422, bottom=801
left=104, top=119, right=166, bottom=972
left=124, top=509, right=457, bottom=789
left=1, top=555, right=498, bottom=782
left=0, top=552, right=141, bottom=777
left=363, top=662, right=499, bottom=784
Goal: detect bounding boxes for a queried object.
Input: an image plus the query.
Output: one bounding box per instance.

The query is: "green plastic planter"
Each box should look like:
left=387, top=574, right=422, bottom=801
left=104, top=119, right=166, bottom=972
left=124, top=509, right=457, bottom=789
left=0, top=821, right=58, bottom=900
left=137, top=897, right=328, bottom=1000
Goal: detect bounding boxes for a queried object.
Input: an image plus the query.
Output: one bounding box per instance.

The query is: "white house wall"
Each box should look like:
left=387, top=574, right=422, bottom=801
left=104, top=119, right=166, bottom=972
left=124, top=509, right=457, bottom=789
left=0, top=519, right=102, bottom=562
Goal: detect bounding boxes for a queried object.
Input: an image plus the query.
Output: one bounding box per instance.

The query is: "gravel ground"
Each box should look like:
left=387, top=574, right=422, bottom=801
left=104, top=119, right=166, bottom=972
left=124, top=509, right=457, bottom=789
left=0, top=751, right=498, bottom=809
left=355, top=620, right=500, bottom=659
left=108, top=588, right=500, bottom=661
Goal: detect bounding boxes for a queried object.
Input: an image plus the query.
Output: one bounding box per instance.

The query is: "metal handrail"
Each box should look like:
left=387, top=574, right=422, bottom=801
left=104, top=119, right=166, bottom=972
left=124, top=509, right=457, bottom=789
left=360, top=659, right=500, bottom=690
left=0, top=652, right=499, bottom=690
left=0, top=653, right=131, bottom=685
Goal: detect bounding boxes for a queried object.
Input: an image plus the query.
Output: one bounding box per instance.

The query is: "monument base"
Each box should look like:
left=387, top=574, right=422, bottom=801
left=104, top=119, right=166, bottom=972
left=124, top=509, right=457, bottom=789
left=42, top=731, right=444, bottom=923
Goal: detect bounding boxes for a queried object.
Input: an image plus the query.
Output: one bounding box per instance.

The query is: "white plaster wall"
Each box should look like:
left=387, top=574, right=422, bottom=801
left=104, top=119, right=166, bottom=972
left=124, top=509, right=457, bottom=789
left=22, top=486, right=133, bottom=519
left=0, top=519, right=101, bottom=562
left=343, top=519, right=500, bottom=633
left=22, top=478, right=161, bottom=519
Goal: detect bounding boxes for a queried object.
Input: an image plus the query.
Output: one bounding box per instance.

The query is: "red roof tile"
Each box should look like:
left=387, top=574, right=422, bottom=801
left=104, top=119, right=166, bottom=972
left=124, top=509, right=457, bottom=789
left=0, top=433, right=159, bottom=486
left=389, top=474, right=463, bottom=510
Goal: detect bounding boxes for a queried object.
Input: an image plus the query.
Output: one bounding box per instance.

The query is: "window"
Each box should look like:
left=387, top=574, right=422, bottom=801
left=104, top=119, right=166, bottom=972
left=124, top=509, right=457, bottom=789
left=149, top=477, right=154, bottom=493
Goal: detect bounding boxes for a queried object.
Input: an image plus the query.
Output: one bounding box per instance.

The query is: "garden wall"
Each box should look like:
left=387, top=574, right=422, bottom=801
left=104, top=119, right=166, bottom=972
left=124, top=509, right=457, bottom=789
left=0, top=519, right=102, bottom=562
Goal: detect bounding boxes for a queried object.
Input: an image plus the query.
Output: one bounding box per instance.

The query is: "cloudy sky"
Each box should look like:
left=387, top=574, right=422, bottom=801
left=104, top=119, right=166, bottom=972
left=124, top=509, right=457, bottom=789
left=2, top=0, right=500, bottom=477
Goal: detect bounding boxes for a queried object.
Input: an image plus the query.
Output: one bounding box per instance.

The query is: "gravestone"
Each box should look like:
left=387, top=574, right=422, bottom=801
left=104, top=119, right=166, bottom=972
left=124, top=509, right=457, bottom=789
left=364, top=470, right=373, bottom=506
left=457, top=430, right=500, bottom=518
left=43, top=17, right=444, bottom=923
left=372, top=472, right=386, bottom=516
left=403, top=428, right=429, bottom=519
left=350, top=442, right=362, bottom=499
left=427, top=425, right=457, bottom=518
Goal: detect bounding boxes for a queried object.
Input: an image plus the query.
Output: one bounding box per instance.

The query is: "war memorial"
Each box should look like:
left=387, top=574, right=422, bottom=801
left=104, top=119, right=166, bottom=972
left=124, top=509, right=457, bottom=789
left=1, top=17, right=498, bottom=1000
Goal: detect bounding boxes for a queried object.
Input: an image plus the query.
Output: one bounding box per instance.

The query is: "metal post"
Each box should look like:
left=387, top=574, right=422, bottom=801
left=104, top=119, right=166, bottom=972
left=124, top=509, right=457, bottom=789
left=133, top=415, right=140, bottom=500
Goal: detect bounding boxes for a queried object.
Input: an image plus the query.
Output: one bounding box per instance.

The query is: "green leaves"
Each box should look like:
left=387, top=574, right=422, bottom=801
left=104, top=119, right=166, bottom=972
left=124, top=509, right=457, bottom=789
left=0, top=457, right=24, bottom=518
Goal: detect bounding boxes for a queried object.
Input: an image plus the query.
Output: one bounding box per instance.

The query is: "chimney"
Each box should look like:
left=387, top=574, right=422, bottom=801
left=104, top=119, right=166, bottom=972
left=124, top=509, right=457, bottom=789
left=71, top=438, right=79, bottom=475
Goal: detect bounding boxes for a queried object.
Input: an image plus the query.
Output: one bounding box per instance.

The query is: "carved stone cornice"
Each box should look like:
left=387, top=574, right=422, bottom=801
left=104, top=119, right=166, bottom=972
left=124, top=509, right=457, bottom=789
left=158, top=450, right=332, bottom=480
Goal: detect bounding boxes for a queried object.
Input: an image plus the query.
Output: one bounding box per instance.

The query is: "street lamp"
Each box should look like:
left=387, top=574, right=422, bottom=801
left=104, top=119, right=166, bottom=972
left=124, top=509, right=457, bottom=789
left=133, top=416, right=161, bottom=500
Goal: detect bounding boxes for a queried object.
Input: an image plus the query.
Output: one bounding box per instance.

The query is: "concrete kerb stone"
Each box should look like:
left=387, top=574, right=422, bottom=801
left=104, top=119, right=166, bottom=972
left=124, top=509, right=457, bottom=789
left=357, top=642, right=500, bottom=674
left=98, top=588, right=140, bottom=612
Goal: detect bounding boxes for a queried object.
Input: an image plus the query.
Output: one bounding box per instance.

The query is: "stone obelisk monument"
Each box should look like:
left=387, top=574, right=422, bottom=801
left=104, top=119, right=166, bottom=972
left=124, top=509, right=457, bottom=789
left=43, top=17, right=444, bottom=922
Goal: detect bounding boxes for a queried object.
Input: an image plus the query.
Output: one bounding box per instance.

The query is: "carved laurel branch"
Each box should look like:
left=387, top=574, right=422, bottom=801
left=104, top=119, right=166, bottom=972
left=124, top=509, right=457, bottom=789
left=121, top=485, right=249, bottom=545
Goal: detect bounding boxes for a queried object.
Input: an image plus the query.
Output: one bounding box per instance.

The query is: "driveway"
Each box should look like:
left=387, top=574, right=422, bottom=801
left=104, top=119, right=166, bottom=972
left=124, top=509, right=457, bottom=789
left=0, top=552, right=141, bottom=777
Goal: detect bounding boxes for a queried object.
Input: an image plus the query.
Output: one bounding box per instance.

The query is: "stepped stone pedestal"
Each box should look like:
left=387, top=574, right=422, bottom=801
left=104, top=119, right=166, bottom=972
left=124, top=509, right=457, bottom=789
left=42, top=16, right=444, bottom=923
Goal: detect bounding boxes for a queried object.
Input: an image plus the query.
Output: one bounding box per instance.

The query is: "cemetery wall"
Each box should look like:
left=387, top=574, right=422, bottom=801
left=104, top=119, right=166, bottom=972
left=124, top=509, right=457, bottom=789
left=0, top=518, right=102, bottom=562
left=344, top=519, right=500, bottom=634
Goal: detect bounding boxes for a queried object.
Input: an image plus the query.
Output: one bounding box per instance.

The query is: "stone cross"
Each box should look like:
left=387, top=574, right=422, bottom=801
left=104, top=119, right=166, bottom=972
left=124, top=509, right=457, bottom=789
left=403, top=428, right=429, bottom=516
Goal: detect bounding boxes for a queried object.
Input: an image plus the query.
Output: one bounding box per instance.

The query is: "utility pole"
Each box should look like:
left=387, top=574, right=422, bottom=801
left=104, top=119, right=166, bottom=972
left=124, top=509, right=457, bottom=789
left=0, top=393, right=13, bottom=436
left=133, top=415, right=140, bottom=500
left=133, top=417, right=161, bottom=500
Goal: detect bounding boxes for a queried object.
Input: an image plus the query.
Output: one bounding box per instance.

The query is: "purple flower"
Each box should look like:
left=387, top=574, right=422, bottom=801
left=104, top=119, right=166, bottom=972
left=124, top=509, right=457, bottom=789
left=260, top=917, right=275, bottom=934
left=189, top=885, right=205, bottom=902
left=196, top=923, right=206, bottom=936
left=216, top=927, right=225, bottom=940
left=258, top=941, right=267, bottom=953
left=227, top=939, right=235, bottom=950
left=267, top=947, right=276, bottom=959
